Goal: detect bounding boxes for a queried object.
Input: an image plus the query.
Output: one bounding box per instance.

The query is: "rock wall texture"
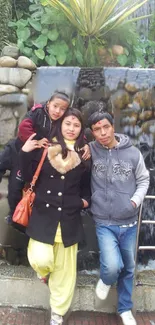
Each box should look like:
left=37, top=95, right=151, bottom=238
left=0, top=46, right=36, bottom=146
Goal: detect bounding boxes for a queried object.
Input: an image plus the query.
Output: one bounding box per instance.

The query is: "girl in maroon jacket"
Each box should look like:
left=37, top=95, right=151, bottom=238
left=18, top=91, right=90, bottom=159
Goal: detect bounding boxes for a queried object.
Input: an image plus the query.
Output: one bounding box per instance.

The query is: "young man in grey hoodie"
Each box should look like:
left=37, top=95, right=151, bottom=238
left=88, top=112, right=149, bottom=325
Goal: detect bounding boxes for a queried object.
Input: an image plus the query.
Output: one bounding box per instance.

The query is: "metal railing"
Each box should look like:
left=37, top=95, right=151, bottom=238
left=135, top=195, right=155, bottom=262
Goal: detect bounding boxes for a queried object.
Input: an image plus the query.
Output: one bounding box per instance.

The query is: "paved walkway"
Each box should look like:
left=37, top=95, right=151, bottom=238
left=0, top=308, right=155, bottom=325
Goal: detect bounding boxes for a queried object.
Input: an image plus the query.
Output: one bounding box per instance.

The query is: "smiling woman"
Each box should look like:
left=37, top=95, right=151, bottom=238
left=19, top=108, right=91, bottom=325
left=61, top=115, right=82, bottom=141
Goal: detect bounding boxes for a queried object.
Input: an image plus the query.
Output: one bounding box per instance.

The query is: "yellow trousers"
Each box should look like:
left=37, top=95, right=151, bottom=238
left=27, top=238, right=78, bottom=316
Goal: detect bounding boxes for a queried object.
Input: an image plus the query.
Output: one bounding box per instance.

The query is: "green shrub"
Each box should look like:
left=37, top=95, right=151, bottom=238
left=8, top=0, right=154, bottom=68
left=11, top=0, right=29, bottom=20
left=9, top=0, right=78, bottom=66
left=148, top=14, right=155, bottom=42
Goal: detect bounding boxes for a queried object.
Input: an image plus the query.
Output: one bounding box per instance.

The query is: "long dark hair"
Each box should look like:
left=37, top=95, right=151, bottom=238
left=56, top=108, right=85, bottom=158
left=88, top=112, right=114, bottom=129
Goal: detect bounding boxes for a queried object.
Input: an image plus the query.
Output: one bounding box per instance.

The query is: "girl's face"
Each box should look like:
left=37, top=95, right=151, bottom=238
left=61, top=115, right=82, bottom=141
left=47, top=98, right=69, bottom=120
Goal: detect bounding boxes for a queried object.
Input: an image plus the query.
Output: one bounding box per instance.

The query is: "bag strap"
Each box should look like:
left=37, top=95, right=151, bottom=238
left=30, top=147, right=48, bottom=188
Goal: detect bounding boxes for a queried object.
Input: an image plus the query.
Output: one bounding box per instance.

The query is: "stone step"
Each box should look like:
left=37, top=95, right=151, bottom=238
left=0, top=264, right=154, bottom=312
left=0, top=177, right=8, bottom=197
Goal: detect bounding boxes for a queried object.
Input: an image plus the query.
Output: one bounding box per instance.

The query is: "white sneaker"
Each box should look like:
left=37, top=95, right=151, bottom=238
left=95, top=279, right=111, bottom=300
left=50, top=313, right=63, bottom=325
left=120, top=311, right=137, bottom=325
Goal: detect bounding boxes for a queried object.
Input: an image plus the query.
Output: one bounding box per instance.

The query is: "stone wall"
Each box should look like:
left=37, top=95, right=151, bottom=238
left=69, top=67, right=155, bottom=149
left=0, top=45, right=36, bottom=146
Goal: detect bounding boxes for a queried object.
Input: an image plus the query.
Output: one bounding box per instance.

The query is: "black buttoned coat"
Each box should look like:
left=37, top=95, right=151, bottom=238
left=19, top=145, right=91, bottom=247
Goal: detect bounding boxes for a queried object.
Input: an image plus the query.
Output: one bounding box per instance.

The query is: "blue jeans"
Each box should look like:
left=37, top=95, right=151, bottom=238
left=96, top=223, right=137, bottom=314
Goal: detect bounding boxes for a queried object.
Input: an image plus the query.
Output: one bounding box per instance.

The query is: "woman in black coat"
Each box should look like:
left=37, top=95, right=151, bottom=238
left=19, top=108, right=91, bottom=325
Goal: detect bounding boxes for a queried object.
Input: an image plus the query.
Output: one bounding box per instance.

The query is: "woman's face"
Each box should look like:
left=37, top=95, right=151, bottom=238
left=61, top=115, right=82, bottom=141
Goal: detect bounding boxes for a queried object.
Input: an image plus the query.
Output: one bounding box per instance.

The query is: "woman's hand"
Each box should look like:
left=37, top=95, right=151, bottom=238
left=81, top=144, right=91, bottom=160
left=82, top=199, right=89, bottom=208
left=37, top=138, right=49, bottom=148
left=22, top=133, right=40, bottom=152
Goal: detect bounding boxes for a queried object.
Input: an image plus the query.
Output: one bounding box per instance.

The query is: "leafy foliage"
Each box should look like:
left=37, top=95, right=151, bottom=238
left=148, top=14, right=155, bottom=42
left=11, top=0, right=29, bottom=20
left=109, top=22, right=155, bottom=68
left=8, top=0, right=155, bottom=68
left=40, top=0, right=151, bottom=67
left=9, top=0, right=77, bottom=66
left=41, top=0, right=150, bottom=37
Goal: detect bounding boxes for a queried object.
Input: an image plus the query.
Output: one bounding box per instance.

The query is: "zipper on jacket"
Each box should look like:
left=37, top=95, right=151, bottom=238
left=43, top=114, right=47, bottom=128
left=44, top=106, right=52, bottom=136
left=108, top=149, right=112, bottom=224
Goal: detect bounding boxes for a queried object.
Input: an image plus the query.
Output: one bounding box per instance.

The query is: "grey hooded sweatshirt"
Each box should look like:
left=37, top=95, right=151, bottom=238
left=89, top=134, right=149, bottom=226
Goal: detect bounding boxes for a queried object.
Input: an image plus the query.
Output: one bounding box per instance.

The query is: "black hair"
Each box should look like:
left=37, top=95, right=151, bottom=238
left=88, top=112, right=114, bottom=129
left=49, top=91, right=70, bottom=105
left=56, top=108, right=85, bottom=158
left=45, top=91, right=71, bottom=139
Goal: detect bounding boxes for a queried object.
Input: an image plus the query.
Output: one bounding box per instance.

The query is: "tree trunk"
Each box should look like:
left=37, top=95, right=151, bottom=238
left=0, top=0, right=12, bottom=52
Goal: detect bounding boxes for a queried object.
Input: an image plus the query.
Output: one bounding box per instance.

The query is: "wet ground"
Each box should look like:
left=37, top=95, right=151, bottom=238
left=0, top=308, right=155, bottom=325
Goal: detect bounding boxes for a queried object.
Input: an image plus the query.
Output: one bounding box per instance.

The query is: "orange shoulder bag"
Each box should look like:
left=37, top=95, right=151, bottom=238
left=12, top=148, right=48, bottom=227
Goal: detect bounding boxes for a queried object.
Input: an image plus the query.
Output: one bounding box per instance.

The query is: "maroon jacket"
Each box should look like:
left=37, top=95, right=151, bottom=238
left=18, top=104, right=59, bottom=142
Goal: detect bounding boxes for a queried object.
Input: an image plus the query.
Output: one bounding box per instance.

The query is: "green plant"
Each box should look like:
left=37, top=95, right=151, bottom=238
left=9, top=0, right=77, bottom=66
left=8, top=0, right=153, bottom=68
left=116, top=39, right=155, bottom=68
left=12, top=0, right=29, bottom=20
left=42, top=0, right=150, bottom=36
left=104, top=22, right=139, bottom=66
left=148, top=13, right=155, bottom=42
left=40, top=0, right=151, bottom=67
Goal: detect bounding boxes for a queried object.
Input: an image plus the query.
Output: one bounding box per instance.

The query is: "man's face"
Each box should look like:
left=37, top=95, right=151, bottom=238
left=91, top=118, right=115, bottom=147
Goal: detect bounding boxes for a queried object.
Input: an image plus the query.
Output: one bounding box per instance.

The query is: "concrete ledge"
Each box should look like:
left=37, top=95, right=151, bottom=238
left=0, top=264, right=155, bottom=312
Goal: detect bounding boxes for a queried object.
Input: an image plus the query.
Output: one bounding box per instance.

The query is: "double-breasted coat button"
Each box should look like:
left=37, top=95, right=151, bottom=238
left=46, top=203, right=50, bottom=207
left=47, top=190, right=51, bottom=194
left=58, top=207, right=62, bottom=211
left=61, top=175, right=65, bottom=179
left=58, top=192, right=62, bottom=196
left=50, top=175, right=54, bottom=178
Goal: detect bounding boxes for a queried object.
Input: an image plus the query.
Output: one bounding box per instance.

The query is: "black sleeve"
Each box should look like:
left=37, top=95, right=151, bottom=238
left=0, top=145, right=12, bottom=182
left=80, top=160, right=91, bottom=206
left=19, top=149, right=41, bottom=183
